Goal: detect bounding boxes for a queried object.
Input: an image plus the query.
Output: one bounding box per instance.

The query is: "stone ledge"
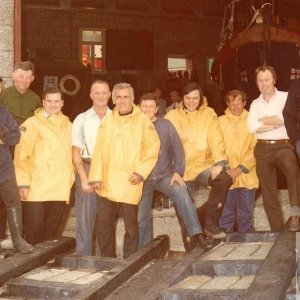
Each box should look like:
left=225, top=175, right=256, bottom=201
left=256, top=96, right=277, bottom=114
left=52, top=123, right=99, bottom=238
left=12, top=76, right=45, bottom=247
left=60, top=189, right=291, bottom=255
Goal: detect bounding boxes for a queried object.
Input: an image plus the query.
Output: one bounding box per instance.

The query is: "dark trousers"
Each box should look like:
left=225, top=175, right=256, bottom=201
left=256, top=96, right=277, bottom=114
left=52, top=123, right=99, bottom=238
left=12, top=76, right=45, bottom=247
left=254, top=142, right=300, bottom=231
left=187, top=168, right=232, bottom=231
left=97, top=196, right=138, bottom=259
left=0, top=199, right=7, bottom=239
left=22, top=201, right=66, bottom=245
left=0, top=178, right=21, bottom=208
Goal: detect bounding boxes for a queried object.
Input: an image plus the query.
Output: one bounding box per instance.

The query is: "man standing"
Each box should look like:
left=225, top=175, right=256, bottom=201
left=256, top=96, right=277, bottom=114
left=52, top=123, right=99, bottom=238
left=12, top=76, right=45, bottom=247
left=72, top=80, right=111, bottom=255
left=0, top=61, right=41, bottom=241
left=219, top=90, right=258, bottom=233
left=0, top=106, right=33, bottom=253
left=165, top=82, right=232, bottom=239
left=283, top=79, right=300, bottom=159
left=138, top=92, right=211, bottom=250
left=248, top=65, right=300, bottom=232
left=0, top=61, right=40, bottom=126
left=14, top=87, right=74, bottom=245
left=89, top=83, right=160, bottom=258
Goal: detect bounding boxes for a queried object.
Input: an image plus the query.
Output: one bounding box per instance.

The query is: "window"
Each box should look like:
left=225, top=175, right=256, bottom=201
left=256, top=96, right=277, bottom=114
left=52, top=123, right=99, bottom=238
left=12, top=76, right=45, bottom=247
left=80, top=29, right=105, bottom=73
left=167, top=56, right=193, bottom=76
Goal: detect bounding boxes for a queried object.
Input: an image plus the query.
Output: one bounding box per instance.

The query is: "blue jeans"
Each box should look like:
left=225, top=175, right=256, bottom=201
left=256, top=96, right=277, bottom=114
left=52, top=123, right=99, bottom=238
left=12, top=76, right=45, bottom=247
left=219, top=188, right=256, bottom=233
left=138, top=175, right=203, bottom=247
left=75, top=163, right=98, bottom=255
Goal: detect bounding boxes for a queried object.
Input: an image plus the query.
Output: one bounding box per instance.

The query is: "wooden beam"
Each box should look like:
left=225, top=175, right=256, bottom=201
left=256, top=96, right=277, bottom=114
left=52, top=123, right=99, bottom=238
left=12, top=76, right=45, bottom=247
left=14, top=0, right=22, bottom=64
left=245, top=231, right=296, bottom=300
left=72, top=235, right=169, bottom=299
left=0, top=237, right=75, bottom=285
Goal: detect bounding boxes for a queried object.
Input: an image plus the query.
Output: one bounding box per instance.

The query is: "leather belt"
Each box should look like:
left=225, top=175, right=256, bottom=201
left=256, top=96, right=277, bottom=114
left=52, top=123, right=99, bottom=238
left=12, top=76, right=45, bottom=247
left=257, top=139, right=290, bottom=145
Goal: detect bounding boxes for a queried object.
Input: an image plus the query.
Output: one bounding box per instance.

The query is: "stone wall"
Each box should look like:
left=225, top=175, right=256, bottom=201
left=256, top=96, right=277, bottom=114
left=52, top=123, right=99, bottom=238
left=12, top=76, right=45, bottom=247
left=0, top=0, right=14, bottom=86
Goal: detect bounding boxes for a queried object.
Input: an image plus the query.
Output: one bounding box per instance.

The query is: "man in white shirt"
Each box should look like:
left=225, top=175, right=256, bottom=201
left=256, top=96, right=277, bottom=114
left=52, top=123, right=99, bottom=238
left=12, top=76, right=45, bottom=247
left=248, top=65, right=300, bottom=232
left=72, top=80, right=111, bottom=255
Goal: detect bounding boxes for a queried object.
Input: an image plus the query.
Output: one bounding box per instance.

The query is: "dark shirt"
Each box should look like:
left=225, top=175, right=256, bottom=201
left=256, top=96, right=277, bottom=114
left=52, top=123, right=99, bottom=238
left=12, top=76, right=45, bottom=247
left=148, top=117, right=185, bottom=180
left=0, top=106, right=20, bottom=183
left=283, top=79, right=300, bottom=144
left=0, top=85, right=41, bottom=126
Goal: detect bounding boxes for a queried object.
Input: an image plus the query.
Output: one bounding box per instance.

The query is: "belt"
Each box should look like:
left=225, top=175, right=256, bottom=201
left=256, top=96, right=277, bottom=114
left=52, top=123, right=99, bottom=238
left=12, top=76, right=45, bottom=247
left=82, top=158, right=91, bottom=164
left=257, top=139, right=290, bottom=145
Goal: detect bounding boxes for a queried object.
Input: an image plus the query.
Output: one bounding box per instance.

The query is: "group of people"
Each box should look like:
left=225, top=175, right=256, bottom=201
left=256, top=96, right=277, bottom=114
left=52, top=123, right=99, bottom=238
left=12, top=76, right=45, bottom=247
left=0, top=61, right=300, bottom=259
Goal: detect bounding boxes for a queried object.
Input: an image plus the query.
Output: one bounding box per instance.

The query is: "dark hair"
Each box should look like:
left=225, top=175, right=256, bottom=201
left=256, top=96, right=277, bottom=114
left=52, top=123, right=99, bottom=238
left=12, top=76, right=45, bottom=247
left=182, top=82, right=204, bottom=106
left=14, top=61, right=35, bottom=76
left=255, top=65, right=277, bottom=82
left=139, top=92, right=159, bottom=106
left=43, top=86, right=63, bottom=99
left=225, top=89, right=247, bottom=104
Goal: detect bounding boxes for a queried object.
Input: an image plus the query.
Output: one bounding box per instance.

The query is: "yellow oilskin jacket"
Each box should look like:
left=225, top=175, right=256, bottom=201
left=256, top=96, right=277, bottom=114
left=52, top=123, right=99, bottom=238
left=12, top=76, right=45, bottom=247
left=165, top=98, right=227, bottom=181
left=88, top=104, right=160, bottom=205
left=219, top=108, right=258, bottom=189
left=14, top=108, right=74, bottom=203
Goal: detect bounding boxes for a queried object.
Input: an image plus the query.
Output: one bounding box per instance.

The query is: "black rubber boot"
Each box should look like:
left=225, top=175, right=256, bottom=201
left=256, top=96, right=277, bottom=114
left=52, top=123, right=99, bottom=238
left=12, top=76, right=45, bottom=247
left=7, top=207, right=33, bottom=254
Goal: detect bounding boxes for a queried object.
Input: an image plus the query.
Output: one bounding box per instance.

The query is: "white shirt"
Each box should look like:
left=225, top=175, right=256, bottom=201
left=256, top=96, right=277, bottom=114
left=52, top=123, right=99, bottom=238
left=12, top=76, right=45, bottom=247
left=247, top=89, right=289, bottom=140
left=72, top=106, right=111, bottom=158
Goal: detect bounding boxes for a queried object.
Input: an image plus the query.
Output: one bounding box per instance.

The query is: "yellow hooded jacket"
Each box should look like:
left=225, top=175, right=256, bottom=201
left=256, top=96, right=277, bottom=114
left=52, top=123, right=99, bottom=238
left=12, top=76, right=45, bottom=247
left=219, top=108, right=258, bottom=189
left=165, top=99, right=227, bottom=181
left=88, top=104, right=160, bottom=205
left=14, top=108, right=74, bottom=203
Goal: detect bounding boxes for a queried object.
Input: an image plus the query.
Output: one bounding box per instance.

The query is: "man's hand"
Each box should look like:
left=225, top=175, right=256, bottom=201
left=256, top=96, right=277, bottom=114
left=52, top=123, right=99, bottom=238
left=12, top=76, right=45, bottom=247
left=170, top=172, right=187, bottom=188
left=0, top=139, right=3, bottom=145
left=89, top=181, right=103, bottom=191
left=226, top=167, right=242, bottom=183
left=81, top=181, right=94, bottom=193
left=19, top=187, right=29, bottom=201
left=210, top=166, right=223, bottom=180
left=129, top=173, right=143, bottom=185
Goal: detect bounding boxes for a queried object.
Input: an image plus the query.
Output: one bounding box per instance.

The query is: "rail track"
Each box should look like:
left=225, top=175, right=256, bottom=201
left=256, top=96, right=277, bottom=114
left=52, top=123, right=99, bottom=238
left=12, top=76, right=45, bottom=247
left=0, top=232, right=297, bottom=299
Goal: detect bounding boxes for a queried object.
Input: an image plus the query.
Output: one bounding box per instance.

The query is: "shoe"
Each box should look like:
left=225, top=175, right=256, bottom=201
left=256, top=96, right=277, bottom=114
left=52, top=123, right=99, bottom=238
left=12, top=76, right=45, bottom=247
left=204, top=227, right=226, bottom=239
left=197, top=233, right=214, bottom=250
left=287, top=216, right=300, bottom=232
left=186, top=233, right=214, bottom=252
left=7, top=207, right=33, bottom=253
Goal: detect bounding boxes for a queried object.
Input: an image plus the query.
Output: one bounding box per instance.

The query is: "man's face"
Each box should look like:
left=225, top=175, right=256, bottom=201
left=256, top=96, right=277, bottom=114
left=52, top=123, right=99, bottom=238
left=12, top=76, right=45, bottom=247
left=114, top=88, right=134, bottom=114
left=154, top=88, right=161, bottom=98
left=90, top=83, right=111, bottom=108
left=170, top=91, right=180, bottom=103
left=13, top=69, right=34, bottom=94
left=227, top=95, right=245, bottom=116
left=183, top=89, right=200, bottom=112
left=256, top=70, right=276, bottom=97
left=140, top=99, right=158, bottom=122
left=43, top=93, right=64, bottom=115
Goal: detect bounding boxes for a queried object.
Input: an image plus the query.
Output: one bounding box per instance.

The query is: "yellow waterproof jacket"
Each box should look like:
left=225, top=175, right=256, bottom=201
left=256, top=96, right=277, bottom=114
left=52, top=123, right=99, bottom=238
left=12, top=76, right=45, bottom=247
left=219, top=108, right=258, bottom=189
left=14, top=108, right=74, bottom=202
left=88, top=104, right=160, bottom=205
left=165, top=99, right=227, bottom=181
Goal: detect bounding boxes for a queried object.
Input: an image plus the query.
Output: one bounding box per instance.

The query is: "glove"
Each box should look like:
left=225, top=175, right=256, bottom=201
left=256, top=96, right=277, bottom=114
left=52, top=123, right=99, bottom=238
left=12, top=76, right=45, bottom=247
left=295, top=139, right=300, bottom=159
